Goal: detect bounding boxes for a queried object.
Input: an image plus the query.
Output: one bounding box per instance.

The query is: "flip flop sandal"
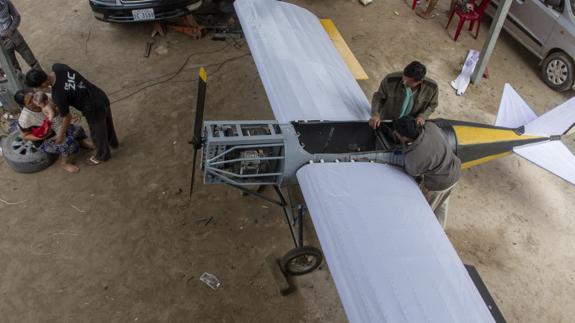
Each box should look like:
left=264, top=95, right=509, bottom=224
left=86, top=156, right=103, bottom=166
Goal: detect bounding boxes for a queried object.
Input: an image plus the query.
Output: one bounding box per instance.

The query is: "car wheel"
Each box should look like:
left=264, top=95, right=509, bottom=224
left=1, top=131, right=57, bottom=173
left=541, top=51, right=574, bottom=92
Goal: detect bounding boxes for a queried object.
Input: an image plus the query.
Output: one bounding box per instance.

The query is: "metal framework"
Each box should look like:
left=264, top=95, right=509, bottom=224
left=0, top=40, right=24, bottom=112
left=231, top=184, right=306, bottom=249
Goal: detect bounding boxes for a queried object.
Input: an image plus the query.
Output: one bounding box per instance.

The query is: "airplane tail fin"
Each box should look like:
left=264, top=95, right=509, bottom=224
left=494, top=83, right=538, bottom=129
left=522, top=95, right=575, bottom=137
left=513, top=141, right=575, bottom=185
left=495, top=84, right=575, bottom=185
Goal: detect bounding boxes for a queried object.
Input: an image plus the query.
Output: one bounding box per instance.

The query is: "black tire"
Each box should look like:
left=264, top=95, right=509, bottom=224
left=541, top=51, right=574, bottom=92
left=280, top=246, right=323, bottom=276
left=1, top=131, right=57, bottom=173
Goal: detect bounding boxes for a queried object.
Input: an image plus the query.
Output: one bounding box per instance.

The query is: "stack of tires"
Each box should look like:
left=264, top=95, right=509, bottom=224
left=1, top=131, right=57, bottom=173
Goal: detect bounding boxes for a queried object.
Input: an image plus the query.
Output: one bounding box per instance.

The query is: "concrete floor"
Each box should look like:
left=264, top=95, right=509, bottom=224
left=1, top=0, right=574, bottom=322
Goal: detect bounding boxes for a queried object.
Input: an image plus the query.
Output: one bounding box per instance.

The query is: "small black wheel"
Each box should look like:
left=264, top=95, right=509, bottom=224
left=541, top=51, right=574, bottom=92
left=280, top=246, right=323, bottom=276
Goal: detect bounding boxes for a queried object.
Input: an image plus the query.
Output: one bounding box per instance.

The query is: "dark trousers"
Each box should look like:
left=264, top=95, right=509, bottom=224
left=88, top=104, right=118, bottom=161
left=2, top=30, right=41, bottom=71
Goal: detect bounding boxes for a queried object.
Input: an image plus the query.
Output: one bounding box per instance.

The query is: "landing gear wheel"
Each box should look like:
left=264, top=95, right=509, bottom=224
left=1, top=131, right=57, bottom=173
left=280, top=246, right=323, bottom=276
left=541, top=51, right=574, bottom=92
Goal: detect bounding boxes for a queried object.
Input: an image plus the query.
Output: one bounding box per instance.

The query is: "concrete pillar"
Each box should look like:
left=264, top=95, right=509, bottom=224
left=471, top=0, right=513, bottom=85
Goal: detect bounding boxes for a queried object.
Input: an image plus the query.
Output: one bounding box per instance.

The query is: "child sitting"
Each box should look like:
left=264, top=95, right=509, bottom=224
left=30, top=91, right=57, bottom=139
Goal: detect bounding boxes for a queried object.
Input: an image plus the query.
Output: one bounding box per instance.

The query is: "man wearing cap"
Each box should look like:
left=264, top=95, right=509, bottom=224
left=369, top=61, right=438, bottom=129
left=392, top=116, right=461, bottom=228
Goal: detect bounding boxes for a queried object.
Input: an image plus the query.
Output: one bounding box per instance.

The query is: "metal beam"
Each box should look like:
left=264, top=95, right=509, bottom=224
left=471, top=0, right=513, bottom=84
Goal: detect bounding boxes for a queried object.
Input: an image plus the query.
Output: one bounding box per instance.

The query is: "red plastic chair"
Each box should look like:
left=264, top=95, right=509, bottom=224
left=445, top=0, right=490, bottom=41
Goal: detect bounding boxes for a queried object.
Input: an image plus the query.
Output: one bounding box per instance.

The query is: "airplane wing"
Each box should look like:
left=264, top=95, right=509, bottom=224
left=297, top=162, right=496, bottom=323
left=234, top=0, right=371, bottom=123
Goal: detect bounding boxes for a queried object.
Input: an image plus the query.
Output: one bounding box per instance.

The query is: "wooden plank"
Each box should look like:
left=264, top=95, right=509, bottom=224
left=320, top=19, right=369, bottom=80
left=464, top=265, right=507, bottom=323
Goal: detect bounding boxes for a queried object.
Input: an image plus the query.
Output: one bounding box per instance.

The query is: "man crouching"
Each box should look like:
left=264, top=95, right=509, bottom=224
left=392, top=116, right=461, bottom=228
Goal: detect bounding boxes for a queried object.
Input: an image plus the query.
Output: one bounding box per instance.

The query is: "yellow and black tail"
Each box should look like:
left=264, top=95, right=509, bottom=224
left=434, top=84, right=575, bottom=185
left=435, top=120, right=547, bottom=169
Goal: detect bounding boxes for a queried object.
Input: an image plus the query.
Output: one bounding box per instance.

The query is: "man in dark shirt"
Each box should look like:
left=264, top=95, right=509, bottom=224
left=369, top=61, right=438, bottom=129
left=25, top=64, right=118, bottom=164
left=393, top=116, right=461, bottom=228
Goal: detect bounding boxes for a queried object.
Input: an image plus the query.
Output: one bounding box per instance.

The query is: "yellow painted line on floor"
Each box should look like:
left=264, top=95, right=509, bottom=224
left=454, top=126, right=542, bottom=145
left=461, top=152, right=511, bottom=169
left=320, top=19, right=369, bottom=80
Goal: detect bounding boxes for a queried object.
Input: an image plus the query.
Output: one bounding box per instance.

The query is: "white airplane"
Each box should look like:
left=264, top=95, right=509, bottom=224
left=189, top=0, right=575, bottom=322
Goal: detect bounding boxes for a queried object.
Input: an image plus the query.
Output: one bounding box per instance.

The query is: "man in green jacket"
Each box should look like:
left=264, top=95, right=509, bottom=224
left=369, top=61, right=438, bottom=129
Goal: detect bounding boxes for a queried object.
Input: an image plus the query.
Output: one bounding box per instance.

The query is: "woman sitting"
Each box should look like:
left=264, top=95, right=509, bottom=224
left=14, top=89, right=94, bottom=173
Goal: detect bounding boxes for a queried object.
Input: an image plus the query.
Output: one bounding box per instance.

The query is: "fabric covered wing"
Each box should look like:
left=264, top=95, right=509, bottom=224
left=297, top=163, right=495, bottom=323
left=234, top=0, right=371, bottom=123
left=514, top=140, right=575, bottom=185
left=495, top=83, right=537, bottom=128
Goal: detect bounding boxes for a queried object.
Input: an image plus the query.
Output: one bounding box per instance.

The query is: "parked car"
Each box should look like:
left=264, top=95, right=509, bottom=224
left=487, top=0, right=575, bottom=92
left=89, top=0, right=204, bottom=23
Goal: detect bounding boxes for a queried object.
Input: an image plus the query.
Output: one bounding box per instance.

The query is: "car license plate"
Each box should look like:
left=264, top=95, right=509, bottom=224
left=132, top=8, right=155, bottom=21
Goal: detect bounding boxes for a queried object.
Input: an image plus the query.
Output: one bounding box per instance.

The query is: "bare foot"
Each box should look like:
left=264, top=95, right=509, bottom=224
left=62, top=163, right=80, bottom=173
left=80, top=139, right=95, bottom=150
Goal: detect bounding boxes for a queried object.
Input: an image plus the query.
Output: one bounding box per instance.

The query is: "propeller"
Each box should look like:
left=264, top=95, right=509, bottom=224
left=190, top=67, right=207, bottom=198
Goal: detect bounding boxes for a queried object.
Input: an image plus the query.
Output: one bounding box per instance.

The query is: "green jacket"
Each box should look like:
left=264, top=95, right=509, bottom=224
left=370, top=72, right=439, bottom=120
